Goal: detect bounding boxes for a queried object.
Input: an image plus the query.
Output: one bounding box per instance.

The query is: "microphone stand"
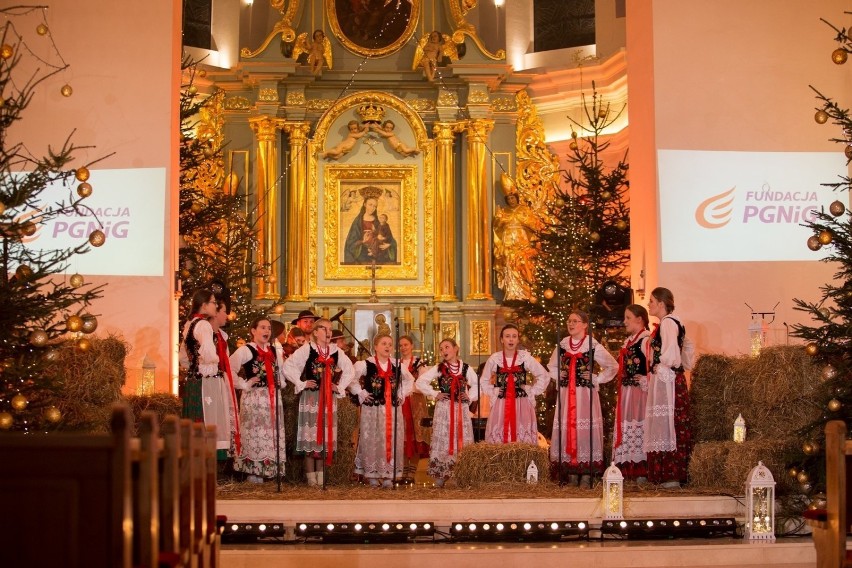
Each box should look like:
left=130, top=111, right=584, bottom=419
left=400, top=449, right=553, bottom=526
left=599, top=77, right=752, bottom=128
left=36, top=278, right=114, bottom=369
left=587, top=323, right=595, bottom=486
left=332, top=312, right=372, bottom=359
left=555, top=322, right=563, bottom=486
left=477, top=331, right=482, bottom=442
left=275, top=361, right=282, bottom=493
left=392, top=318, right=401, bottom=489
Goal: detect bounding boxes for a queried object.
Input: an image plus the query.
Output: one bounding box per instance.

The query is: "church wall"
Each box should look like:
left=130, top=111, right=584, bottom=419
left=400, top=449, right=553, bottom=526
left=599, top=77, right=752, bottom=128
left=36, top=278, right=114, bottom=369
left=628, top=0, right=849, bottom=355
left=11, top=1, right=182, bottom=391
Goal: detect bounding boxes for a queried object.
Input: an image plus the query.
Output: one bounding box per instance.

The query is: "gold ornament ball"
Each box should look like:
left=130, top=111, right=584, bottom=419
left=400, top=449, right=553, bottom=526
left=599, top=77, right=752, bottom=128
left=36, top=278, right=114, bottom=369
left=802, top=441, right=815, bottom=455
left=807, top=235, right=822, bottom=251
left=829, top=200, right=846, bottom=217
left=190, top=202, right=203, bottom=213
left=529, top=295, right=538, bottom=304
left=805, top=342, right=819, bottom=356
left=44, top=406, right=61, bottom=423
left=88, top=229, right=106, bottom=247
left=571, top=130, right=578, bottom=139
left=598, top=108, right=607, bottom=118
left=198, top=69, right=207, bottom=78
left=802, top=482, right=813, bottom=492
left=814, top=110, right=829, bottom=124
left=76, top=337, right=92, bottom=352
left=36, top=23, right=48, bottom=35
left=227, top=311, right=237, bottom=322
left=81, top=315, right=98, bottom=334
left=188, top=85, right=198, bottom=95
left=818, top=229, right=833, bottom=245
left=822, top=364, right=837, bottom=380
left=43, top=349, right=58, bottom=362
left=66, top=315, right=84, bottom=332
left=69, top=273, right=84, bottom=287
left=832, top=48, right=848, bottom=65
left=29, top=329, right=48, bottom=347
left=615, top=219, right=628, bottom=231
left=16, top=264, right=33, bottom=280
left=819, top=307, right=831, bottom=319
left=0, top=412, right=12, bottom=429
left=788, top=467, right=799, bottom=478
left=0, top=44, right=13, bottom=59
left=846, top=145, right=852, bottom=160
left=77, top=182, right=92, bottom=198
left=555, top=198, right=565, bottom=207
left=828, top=398, right=842, bottom=412
left=601, top=191, right=612, bottom=200
left=796, top=471, right=809, bottom=484
left=179, top=268, right=191, bottom=279
left=543, top=288, right=555, bottom=300
left=75, top=167, right=90, bottom=182
left=569, top=141, right=578, bottom=150
left=589, top=232, right=601, bottom=243
left=21, top=221, right=37, bottom=237
left=273, top=304, right=285, bottom=315
left=60, top=84, right=73, bottom=97
left=11, top=394, right=28, bottom=411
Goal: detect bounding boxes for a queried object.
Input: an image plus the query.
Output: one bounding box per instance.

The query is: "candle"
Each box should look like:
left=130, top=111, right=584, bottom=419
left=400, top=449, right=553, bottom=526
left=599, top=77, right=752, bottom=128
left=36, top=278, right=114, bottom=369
left=433, top=307, right=440, bottom=324
left=404, top=306, right=412, bottom=325
left=419, top=307, right=427, bottom=326
left=322, top=306, right=330, bottom=319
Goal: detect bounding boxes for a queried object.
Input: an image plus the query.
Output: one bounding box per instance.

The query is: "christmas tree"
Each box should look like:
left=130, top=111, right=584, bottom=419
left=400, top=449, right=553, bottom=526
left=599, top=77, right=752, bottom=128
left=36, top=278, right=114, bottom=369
left=789, top=15, right=851, bottom=492
left=514, top=83, right=630, bottom=355
left=177, top=55, right=271, bottom=346
left=0, top=9, right=106, bottom=431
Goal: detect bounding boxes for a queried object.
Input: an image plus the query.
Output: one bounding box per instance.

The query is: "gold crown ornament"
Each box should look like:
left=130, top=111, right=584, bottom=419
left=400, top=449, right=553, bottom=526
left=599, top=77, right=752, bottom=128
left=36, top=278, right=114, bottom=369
left=500, top=172, right=519, bottom=197
left=356, top=103, right=385, bottom=124
left=358, top=186, right=384, bottom=200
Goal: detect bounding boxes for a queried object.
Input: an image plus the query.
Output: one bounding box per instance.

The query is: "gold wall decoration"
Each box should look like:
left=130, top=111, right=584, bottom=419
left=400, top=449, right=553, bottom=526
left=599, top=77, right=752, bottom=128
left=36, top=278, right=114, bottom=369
left=470, top=320, right=491, bottom=355
left=464, top=118, right=494, bottom=300
left=468, top=90, right=490, bottom=105
left=306, top=98, right=335, bottom=112
left=437, top=90, right=459, bottom=107
left=408, top=99, right=436, bottom=113
left=258, top=88, right=279, bottom=103
left=441, top=321, right=459, bottom=341
left=308, top=91, right=435, bottom=297
left=514, top=90, right=560, bottom=212
left=224, top=95, right=251, bottom=111
left=241, top=0, right=301, bottom=58
left=491, top=97, right=517, bottom=113
left=327, top=0, right=421, bottom=58
left=194, top=90, right=226, bottom=196
left=286, top=92, right=306, bottom=106
left=445, top=0, right=505, bottom=61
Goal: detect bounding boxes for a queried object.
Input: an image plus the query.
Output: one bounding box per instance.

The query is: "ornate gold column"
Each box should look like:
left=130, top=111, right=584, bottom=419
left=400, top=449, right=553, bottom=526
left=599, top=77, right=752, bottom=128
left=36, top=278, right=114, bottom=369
left=464, top=118, right=494, bottom=300
left=433, top=122, right=462, bottom=301
left=282, top=121, right=311, bottom=301
left=249, top=115, right=284, bottom=300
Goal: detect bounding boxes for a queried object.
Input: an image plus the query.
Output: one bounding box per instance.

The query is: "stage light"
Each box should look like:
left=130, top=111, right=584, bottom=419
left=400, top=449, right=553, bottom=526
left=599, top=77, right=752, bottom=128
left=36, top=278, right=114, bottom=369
left=601, top=518, right=737, bottom=540
left=221, top=522, right=285, bottom=543
left=450, top=520, right=590, bottom=542
left=296, top=520, right=436, bottom=543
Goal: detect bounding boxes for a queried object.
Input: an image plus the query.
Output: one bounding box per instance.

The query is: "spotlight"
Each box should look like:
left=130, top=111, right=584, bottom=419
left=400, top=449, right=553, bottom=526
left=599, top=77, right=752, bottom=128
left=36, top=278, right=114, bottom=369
left=601, top=518, right=736, bottom=540
left=296, top=520, right=436, bottom=543
left=450, top=520, right=590, bottom=542
left=220, top=522, right=285, bottom=543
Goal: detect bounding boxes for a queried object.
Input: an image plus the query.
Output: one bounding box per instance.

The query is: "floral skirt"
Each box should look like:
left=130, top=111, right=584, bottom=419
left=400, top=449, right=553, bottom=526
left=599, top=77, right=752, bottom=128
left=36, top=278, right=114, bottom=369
left=428, top=399, right=474, bottom=479
left=612, top=384, right=648, bottom=477
left=295, top=389, right=339, bottom=456
left=354, top=404, right=405, bottom=480
left=233, top=387, right=286, bottom=479
left=485, top=397, right=539, bottom=445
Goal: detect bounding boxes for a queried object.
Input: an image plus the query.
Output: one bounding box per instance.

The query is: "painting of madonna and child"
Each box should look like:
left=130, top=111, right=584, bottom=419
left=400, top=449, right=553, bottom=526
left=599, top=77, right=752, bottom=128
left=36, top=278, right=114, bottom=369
left=341, top=184, right=402, bottom=266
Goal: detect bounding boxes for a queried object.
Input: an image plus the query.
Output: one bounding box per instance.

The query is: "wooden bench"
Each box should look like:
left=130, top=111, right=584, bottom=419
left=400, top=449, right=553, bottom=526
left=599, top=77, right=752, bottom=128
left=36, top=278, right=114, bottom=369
left=803, top=420, right=852, bottom=568
left=0, top=404, right=221, bottom=568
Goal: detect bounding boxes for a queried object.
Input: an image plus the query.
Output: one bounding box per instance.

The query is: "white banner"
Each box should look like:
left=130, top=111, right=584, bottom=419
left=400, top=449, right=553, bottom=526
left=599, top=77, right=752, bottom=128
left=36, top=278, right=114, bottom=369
left=657, top=150, right=846, bottom=262
left=21, top=167, right=167, bottom=276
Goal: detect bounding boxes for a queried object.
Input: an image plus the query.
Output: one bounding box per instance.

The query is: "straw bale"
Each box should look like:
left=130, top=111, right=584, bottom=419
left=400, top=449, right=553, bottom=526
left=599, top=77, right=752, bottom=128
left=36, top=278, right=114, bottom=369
left=452, top=442, right=551, bottom=488
left=689, top=439, right=798, bottom=493
left=125, top=393, right=182, bottom=435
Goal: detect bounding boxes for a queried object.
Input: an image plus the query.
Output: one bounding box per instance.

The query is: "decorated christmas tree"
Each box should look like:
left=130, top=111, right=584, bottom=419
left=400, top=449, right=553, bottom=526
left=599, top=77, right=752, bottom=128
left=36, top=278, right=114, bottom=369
left=789, top=16, right=851, bottom=492
left=0, top=9, right=106, bottom=431
left=177, top=55, right=271, bottom=345
left=513, top=83, right=630, bottom=355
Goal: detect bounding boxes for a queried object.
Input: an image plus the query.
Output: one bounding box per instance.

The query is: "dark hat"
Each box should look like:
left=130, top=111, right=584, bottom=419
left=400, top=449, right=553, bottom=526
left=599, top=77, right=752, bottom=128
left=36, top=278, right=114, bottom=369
left=270, top=319, right=286, bottom=339
left=291, top=309, right=320, bottom=325
left=330, top=329, right=345, bottom=341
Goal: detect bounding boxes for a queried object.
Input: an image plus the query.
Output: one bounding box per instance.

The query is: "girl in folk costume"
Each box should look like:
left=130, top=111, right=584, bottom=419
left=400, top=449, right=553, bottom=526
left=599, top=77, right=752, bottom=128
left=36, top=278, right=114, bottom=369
left=228, top=318, right=287, bottom=483
left=481, top=324, right=550, bottom=445
left=644, top=287, right=693, bottom=488
left=179, top=289, right=232, bottom=455
left=612, top=305, right=651, bottom=482
left=416, top=338, right=479, bottom=487
left=547, top=310, right=618, bottom=488
left=210, top=299, right=241, bottom=466
left=282, top=318, right=355, bottom=487
left=348, top=333, right=416, bottom=488
left=398, top=335, right=429, bottom=483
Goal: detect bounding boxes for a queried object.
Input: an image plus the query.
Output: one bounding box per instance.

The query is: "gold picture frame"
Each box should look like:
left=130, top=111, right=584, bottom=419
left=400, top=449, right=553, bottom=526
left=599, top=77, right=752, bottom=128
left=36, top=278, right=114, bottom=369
left=324, top=166, right=418, bottom=279
left=326, top=0, right=421, bottom=58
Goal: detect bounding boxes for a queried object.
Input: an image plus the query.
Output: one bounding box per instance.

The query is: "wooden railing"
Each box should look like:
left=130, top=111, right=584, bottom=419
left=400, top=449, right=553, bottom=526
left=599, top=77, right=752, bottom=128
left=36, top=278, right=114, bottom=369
left=0, top=404, right=223, bottom=568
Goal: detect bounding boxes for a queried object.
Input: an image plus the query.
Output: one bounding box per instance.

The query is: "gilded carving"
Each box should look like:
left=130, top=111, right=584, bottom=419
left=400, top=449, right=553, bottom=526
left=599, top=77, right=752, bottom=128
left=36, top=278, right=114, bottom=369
left=224, top=95, right=251, bottom=110
left=241, top=0, right=300, bottom=58
left=514, top=90, right=560, bottom=214
left=285, top=91, right=306, bottom=106
left=437, top=90, right=459, bottom=107
left=468, top=90, right=490, bottom=105
left=470, top=320, right=491, bottom=355
left=258, top=88, right=279, bottom=103
left=445, top=0, right=505, bottom=61
left=408, top=99, right=436, bottom=113
left=327, top=0, right=421, bottom=58
left=491, top=97, right=516, bottom=112
left=194, top=90, right=226, bottom=196
left=306, top=99, right=335, bottom=112
left=441, top=322, right=459, bottom=341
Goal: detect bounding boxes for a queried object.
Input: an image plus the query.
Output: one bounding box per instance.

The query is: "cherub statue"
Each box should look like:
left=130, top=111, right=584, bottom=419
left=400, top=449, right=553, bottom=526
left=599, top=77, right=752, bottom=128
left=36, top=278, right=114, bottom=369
left=374, top=314, right=391, bottom=337
left=321, top=120, right=368, bottom=160
left=412, top=31, right=459, bottom=82
left=292, top=29, right=332, bottom=77
left=370, top=120, right=420, bottom=157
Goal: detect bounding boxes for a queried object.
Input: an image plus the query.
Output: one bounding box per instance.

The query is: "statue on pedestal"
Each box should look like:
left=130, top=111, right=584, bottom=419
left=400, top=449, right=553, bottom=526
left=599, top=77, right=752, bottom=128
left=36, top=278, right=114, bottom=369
left=493, top=173, right=540, bottom=301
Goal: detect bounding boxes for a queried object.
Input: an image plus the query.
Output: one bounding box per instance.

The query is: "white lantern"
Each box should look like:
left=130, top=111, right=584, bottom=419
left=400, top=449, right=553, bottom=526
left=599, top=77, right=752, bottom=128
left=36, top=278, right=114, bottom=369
left=602, top=462, right=624, bottom=520
left=734, top=413, right=746, bottom=443
left=748, top=318, right=763, bottom=357
left=744, top=461, right=776, bottom=541
left=138, top=356, right=156, bottom=395
left=526, top=461, right=538, bottom=484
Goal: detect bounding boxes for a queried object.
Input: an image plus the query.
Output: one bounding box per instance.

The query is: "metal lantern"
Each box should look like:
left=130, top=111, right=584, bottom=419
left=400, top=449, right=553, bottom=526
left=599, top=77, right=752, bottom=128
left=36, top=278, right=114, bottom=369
left=734, top=413, right=747, bottom=443
left=138, top=356, right=156, bottom=395
left=603, top=462, right=624, bottom=520
left=526, top=461, right=539, bottom=484
left=744, top=461, right=776, bottom=541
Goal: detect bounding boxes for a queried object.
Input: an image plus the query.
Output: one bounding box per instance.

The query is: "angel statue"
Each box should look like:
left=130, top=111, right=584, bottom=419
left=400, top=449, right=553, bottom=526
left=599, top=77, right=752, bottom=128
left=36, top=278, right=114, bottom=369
left=370, top=120, right=420, bottom=157
left=321, top=120, right=368, bottom=160
left=493, top=173, right=541, bottom=302
left=412, top=31, right=459, bottom=82
left=293, top=29, right=332, bottom=77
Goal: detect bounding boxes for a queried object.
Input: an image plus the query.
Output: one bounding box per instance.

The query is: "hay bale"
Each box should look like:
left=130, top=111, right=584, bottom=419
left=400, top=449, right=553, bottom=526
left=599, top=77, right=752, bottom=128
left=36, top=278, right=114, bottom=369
left=690, top=346, right=822, bottom=443
left=453, top=442, right=551, bottom=488
left=124, top=393, right=182, bottom=435
left=328, top=397, right=358, bottom=485
left=44, top=334, right=129, bottom=432
left=689, top=439, right=798, bottom=494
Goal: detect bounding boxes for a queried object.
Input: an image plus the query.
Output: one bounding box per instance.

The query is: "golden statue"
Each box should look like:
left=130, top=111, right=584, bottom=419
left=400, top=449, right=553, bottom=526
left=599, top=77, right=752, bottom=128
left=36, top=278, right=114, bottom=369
left=369, top=120, right=420, bottom=157
left=292, top=29, right=333, bottom=76
left=321, top=119, right=368, bottom=160
left=493, top=173, right=540, bottom=301
left=412, top=31, right=459, bottom=82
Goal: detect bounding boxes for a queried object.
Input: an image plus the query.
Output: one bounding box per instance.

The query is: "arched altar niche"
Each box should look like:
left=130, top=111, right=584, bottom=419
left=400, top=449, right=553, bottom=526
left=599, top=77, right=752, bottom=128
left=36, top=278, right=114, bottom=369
left=307, top=91, right=435, bottom=297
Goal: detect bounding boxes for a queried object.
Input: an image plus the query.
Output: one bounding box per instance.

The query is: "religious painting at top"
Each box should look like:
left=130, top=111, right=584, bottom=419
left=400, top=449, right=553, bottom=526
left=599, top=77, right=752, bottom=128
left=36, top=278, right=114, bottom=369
left=340, top=183, right=401, bottom=266
left=328, top=0, right=420, bottom=57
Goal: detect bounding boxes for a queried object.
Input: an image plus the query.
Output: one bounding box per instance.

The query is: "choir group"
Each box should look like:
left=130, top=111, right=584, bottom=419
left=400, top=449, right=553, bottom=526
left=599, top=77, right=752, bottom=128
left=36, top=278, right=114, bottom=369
left=179, top=287, right=692, bottom=489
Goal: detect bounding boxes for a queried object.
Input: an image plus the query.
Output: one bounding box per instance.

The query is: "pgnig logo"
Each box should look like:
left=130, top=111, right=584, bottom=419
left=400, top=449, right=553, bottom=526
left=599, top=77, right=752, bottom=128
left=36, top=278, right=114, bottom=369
left=695, top=186, right=818, bottom=228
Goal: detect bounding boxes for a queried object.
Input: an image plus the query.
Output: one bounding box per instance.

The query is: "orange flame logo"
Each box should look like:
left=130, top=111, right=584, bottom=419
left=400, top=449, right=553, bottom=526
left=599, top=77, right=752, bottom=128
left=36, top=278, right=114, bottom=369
left=695, top=187, right=735, bottom=229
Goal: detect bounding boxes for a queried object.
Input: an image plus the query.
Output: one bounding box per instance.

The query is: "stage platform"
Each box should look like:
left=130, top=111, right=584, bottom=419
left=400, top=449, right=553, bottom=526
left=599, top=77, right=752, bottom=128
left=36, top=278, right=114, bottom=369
left=217, top=493, right=819, bottom=567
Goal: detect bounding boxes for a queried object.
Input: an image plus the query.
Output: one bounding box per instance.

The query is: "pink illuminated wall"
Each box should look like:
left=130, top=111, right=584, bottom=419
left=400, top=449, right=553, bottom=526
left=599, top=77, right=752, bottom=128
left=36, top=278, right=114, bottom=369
left=628, top=0, right=850, bottom=354
left=10, top=1, right=182, bottom=391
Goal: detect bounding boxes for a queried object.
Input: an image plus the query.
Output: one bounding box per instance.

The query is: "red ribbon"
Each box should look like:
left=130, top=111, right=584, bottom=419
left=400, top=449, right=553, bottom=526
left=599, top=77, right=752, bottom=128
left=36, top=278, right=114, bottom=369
left=501, top=351, right=519, bottom=443
left=256, top=347, right=277, bottom=430
left=445, top=362, right=465, bottom=455
left=315, top=347, right=335, bottom=466
left=215, top=331, right=241, bottom=456
left=564, top=352, right=583, bottom=462
left=376, top=358, right=395, bottom=463
left=614, top=331, right=643, bottom=451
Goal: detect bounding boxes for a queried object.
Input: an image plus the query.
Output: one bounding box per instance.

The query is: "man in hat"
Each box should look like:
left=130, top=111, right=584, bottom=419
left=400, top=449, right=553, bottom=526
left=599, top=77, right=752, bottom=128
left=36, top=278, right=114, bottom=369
left=292, top=309, right=320, bottom=333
